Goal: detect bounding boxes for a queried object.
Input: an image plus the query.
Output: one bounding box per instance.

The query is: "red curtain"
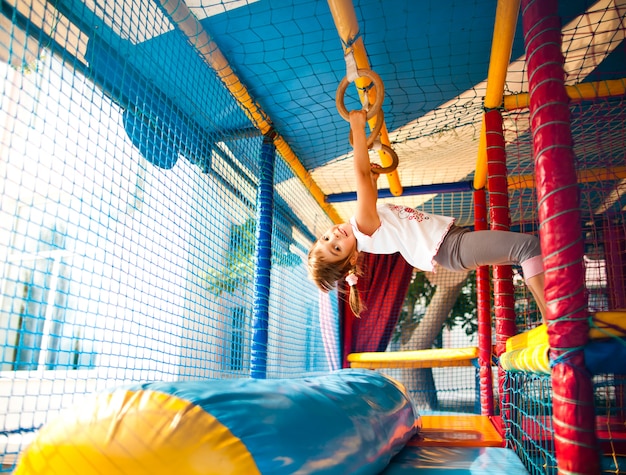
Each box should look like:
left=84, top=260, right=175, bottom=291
left=341, top=252, right=414, bottom=367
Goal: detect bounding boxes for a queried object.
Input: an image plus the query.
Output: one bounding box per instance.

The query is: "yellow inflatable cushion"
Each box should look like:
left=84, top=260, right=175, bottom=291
left=506, top=310, right=626, bottom=352
left=500, top=344, right=551, bottom=374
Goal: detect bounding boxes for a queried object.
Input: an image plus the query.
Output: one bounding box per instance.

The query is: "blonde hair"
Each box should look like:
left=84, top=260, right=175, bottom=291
left=307, top=242, right=366, bottom=316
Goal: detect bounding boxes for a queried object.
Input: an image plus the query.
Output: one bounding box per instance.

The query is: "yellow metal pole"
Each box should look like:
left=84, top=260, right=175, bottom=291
left=327, top=0, right=403, bottom=196
left=503, top=78, right=626, bottom=110
left=158, top=0, right=343, bottom=224
left=473, top=0, right=521, bottom=190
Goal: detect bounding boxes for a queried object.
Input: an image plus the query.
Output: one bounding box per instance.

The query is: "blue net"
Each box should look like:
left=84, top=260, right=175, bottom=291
left=2, top=0, right=626, bottom=473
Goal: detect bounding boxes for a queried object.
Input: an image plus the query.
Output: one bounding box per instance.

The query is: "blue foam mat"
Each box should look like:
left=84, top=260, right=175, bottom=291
left=381, top=446, right=529, bottom=474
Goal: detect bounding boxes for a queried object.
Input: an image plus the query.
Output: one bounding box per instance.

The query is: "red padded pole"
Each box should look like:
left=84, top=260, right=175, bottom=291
left=474, top=188, right=495, bottom=415
left=521, top=0, right=599, bottom=473
left=485, top=108, right=517, bottom=412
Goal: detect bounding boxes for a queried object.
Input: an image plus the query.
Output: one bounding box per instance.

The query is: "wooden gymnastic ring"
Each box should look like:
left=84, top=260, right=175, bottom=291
left=336, top=68, right=385, bottom=122
left=349, top=109, right=385, bottom=148
left=371, top=144, right=399, bottom=175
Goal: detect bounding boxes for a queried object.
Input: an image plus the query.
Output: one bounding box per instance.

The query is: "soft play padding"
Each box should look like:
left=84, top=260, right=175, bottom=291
left=500, top=344, right=551, bottom=374
left=502, top=311, right=626, bottom=375
left=501, top=338, right=626, bottom=375
left=506, top=311, right=626, bottom=352
left=15, top=369, right=420, bottom=475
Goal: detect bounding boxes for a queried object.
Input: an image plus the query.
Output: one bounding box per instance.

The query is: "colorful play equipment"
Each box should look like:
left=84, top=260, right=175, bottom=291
left=335, top=68, right=385, bottom=122
left=328, top=0, right=402, bottom=194
left=348, top=346, right=480, bottom=369
left=336, top=67, right=399, bottom=175
left=14, top=368, right=539, bottom=474
left=335, top=65, right=400, bottom=175
left=2, top=0, right=626, bottom=474
left=14, top=371, right=419, bottom=475
left=500, top=312, right=626, bottom=375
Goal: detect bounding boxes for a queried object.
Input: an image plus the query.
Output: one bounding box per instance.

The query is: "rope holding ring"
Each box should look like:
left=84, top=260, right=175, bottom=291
left=336, top=68, right=385, bottom=121
left=370, top=144, right=399, bottom=175
left=349, top=109, right=385, bottom=148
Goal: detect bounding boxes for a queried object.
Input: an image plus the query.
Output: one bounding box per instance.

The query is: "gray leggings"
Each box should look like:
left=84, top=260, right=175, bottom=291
left=434, top=225, right=541, bottom=274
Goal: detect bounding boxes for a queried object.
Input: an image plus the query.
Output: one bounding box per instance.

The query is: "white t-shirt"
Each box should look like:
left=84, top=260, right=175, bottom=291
left=350, top=204, right=455, bottom=271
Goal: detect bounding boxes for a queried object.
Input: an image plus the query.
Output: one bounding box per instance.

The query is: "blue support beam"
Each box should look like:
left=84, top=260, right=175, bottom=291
left=250, top=133, right=276, bottom=378
left=325, top=181, right=475, bottom=203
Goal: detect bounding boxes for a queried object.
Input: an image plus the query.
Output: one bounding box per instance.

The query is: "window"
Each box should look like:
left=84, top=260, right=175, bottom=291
left=0, top=205, right=96, bottom=371
left=229, top=306, right=247, bottom=372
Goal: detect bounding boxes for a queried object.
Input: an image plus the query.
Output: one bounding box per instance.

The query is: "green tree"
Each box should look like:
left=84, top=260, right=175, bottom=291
left=204, top=218, right=301, bottom=296
left=395, top=271, right=477, bottom=347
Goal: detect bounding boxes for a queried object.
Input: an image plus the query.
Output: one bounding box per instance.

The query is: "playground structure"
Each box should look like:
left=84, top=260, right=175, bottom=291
left=1, top=0, right=626, bottom=473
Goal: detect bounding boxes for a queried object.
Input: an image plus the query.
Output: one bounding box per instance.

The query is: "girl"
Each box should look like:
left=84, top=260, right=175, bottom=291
left=308, top=110, right=547, bottom=319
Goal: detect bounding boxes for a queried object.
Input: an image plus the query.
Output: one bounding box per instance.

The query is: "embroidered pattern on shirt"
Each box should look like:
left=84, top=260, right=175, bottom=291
left=389, top=204, right=430, bottom=222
